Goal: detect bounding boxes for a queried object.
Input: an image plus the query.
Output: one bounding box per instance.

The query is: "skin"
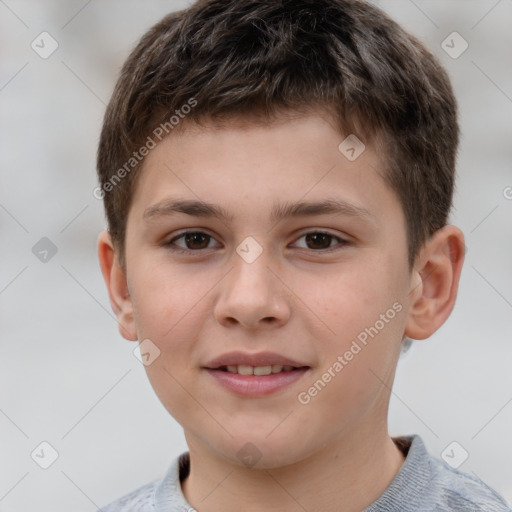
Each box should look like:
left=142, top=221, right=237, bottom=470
left=99, top=112, right=465, bottom=512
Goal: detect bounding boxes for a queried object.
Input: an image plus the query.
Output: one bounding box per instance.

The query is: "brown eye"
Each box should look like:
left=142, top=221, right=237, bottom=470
left=292, top=231, right=348, bottom=251
left=304, top=232, right=333, bottom=249
left=168, top=231, right=221, bottom=252
left=184, top=232, right=211, bottom=249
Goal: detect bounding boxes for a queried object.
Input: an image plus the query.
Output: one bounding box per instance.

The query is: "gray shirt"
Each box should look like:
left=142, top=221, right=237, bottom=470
left=99, top=435, right=511, bottom=511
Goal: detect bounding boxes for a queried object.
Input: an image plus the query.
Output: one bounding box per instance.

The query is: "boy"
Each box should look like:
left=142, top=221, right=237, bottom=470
left=95, top=0, right=511, bottom=510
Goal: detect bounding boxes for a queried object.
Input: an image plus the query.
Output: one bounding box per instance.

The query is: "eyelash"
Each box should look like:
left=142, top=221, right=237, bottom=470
left=165, top=230, right=349, bottom=254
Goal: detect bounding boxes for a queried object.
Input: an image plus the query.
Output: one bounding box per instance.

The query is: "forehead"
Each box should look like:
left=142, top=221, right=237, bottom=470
left=128, top=112, right=399, bottom=227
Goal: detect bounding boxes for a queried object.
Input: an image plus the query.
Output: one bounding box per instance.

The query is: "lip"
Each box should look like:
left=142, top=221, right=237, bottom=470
left=202, top=351, right=310, bottom=397
left=204, top=367, right=310, bottom=397
left=203, top=350, right=308, bottom=369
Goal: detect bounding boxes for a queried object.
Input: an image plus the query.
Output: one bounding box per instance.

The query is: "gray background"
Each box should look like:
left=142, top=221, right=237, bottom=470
left=1, top=1, right=511, bottom=510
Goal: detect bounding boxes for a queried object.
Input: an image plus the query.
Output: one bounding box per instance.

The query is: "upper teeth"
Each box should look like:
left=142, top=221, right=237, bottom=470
left=225, top=365, right=296, bottom=375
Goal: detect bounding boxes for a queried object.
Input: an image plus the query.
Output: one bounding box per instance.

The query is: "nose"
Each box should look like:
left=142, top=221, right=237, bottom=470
left=213, top=251, right=291, bottom=330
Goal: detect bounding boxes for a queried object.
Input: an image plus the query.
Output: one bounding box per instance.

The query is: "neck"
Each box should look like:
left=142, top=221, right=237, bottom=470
left=181, top=423, right=405, bottom=512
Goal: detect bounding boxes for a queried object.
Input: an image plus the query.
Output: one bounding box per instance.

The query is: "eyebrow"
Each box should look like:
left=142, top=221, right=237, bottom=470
left=143, top=198, right=375, bottom=223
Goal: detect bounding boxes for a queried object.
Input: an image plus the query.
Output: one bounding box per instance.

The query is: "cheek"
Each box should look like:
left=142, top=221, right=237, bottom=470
left=308, top=263, right=402, bottom=336
left=306, top=262, right=407, bottom=395
left=129, top=260, right=205, bottom=340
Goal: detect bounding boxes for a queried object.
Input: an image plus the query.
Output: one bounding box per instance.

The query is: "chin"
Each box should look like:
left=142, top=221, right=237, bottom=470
left=203, top=429, right=317, bottom=470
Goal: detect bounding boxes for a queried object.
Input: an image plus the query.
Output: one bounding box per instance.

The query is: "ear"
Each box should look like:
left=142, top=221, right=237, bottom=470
left=405, top=225, right=465, bottom=340
left=97, top=231, right=138, bottom=341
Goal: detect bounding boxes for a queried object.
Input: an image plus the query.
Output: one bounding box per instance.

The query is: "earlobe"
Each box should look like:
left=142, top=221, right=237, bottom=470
left=97, top=231, right=138, bottom=341
left=405, top=225, right=465, bottom=340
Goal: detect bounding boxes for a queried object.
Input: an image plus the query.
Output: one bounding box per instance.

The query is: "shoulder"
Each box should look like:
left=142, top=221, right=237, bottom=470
left=367, top=435, right=511, bottom=512
left=429, top=454, right=511, bottom=512
left=97, top=480, right=158, bottom=512
left=96, top=452, right=192, bottom=512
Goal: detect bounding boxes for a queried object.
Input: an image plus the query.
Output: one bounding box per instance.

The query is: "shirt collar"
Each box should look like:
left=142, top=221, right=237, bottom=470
left=154, top=435, right=431, bottom=512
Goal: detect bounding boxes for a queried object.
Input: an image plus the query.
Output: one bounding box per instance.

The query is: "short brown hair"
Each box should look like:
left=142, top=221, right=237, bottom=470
left=97, top=0, right=458, bottom=267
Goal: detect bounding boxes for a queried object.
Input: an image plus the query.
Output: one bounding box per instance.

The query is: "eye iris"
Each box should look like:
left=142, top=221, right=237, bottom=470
left=185, top=232, right=210, bottom=249
left=306, top=233, right=331, bottom=249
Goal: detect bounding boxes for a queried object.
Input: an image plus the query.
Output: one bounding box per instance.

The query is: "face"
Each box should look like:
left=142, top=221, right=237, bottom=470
left=120, top=113, right=415, bottom=468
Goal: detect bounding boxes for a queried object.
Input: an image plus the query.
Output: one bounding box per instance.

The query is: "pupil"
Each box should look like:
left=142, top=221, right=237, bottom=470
left=306, top=233, right=331, bottom=249
left=185, top=232, right=209, bottom=249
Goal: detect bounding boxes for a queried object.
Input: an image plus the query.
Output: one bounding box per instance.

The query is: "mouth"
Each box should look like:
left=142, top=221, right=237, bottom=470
left=202, top=352, right=311, bottom=397
left=209, top=364, right=309, bottom=375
